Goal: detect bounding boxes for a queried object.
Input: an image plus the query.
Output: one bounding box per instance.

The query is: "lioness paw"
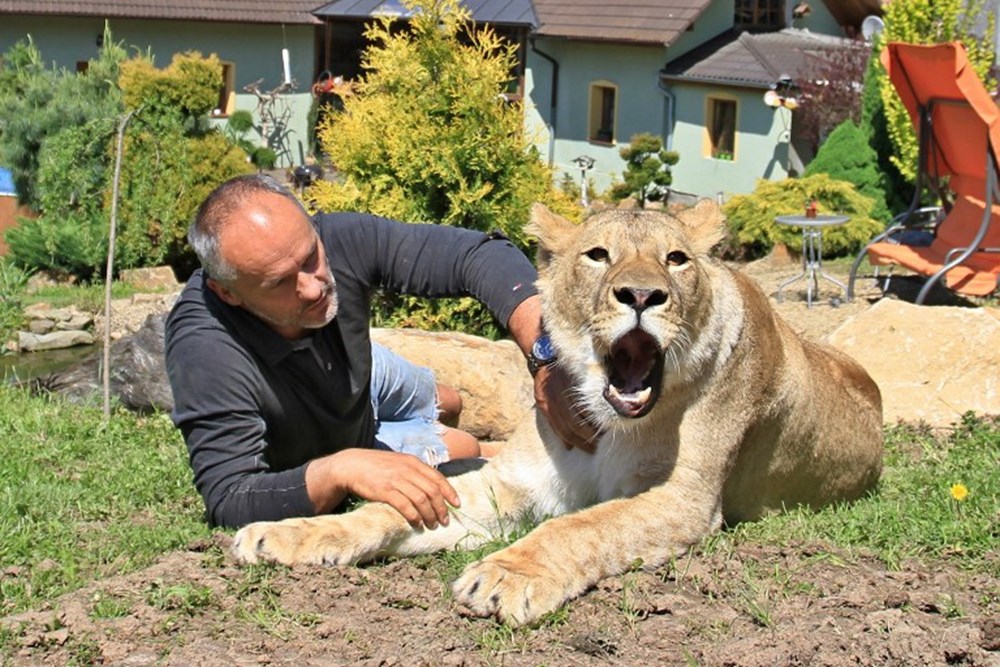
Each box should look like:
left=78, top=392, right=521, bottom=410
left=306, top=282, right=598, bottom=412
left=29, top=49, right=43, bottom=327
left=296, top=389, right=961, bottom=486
left=232, top=518, right=366, bottom=567
left=452, top=555, right=568, bottom=626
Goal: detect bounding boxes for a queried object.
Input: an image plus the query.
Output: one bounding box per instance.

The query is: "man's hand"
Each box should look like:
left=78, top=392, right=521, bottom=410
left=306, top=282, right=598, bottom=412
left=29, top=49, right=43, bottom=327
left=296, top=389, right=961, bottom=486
left=533, top=364, right=600, bottom=453
left=306, top=449, right=460, bottom=529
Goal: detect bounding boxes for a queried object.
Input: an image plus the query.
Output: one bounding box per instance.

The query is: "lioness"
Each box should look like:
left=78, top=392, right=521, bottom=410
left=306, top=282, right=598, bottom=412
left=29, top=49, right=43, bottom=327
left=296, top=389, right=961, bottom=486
left=233, top=200, right=883, bottom=625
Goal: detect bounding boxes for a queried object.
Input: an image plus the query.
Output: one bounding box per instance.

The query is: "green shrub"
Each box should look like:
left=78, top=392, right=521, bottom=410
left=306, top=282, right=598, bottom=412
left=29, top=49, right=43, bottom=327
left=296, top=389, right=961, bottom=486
left=804, top=119, right=890, bottom=223
left=722, top=173, right=883, bottom=259
left=0, top=260, right=31, bottom=349
left=608, top=133, right=679, bottom=207
left=118, top=51, right=222, bottom=131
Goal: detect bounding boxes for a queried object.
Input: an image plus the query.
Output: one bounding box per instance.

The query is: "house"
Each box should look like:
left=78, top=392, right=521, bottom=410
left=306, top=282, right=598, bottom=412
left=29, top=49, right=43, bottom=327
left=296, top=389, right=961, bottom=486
left=0, top=1, right=323, bottom=168
left=523, top=0, right=883, bottom=200
left=0, top=0, right=883, bottom=198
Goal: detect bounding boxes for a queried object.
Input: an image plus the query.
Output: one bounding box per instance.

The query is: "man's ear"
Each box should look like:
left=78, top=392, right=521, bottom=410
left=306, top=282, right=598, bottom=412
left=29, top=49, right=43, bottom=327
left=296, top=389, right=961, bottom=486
left=207, top=277, right=242, bottom=307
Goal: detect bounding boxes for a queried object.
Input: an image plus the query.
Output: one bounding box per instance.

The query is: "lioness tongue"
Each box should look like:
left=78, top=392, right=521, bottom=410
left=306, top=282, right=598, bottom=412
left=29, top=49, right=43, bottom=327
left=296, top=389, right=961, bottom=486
left=611, top=347, right=655, bottom=393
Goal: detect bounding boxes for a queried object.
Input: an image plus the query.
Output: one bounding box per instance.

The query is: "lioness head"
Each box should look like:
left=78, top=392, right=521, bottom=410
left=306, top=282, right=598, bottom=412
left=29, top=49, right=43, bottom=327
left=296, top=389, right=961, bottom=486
left=529, top=201, right=726, bottom=428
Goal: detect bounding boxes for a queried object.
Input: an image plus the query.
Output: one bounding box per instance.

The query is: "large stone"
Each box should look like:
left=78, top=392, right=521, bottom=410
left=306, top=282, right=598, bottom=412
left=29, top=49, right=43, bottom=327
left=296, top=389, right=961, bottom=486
left=18, top=329, right=95, bottom=352
left=119, top=266, right=179, bottom=292
left=828, top=299, right=1000, bottom=428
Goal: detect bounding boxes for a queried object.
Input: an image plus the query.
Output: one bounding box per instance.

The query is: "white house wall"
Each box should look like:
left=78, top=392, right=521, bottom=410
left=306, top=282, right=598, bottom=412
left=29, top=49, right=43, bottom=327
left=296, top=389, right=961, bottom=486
left=0, top=16, right=316, bottom=167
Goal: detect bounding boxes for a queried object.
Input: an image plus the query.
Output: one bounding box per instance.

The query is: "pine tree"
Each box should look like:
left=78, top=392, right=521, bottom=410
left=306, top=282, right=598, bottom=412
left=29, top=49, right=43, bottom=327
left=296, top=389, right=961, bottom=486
left=609, top=133, right=679, bottom=208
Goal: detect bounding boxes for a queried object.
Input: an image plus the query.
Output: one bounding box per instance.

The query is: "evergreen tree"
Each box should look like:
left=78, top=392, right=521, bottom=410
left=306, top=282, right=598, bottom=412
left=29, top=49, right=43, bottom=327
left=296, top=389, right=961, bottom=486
left=804, top=119, right=890, bottom=223
left=609, top=133, right=679, bottom=208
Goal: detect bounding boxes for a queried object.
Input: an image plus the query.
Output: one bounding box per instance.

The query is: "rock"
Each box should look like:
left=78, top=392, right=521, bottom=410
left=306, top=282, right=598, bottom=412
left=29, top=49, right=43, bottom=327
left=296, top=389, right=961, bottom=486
left=18, top=329, right=95, bottom=352
left=29, top=313, right=173, bottom=412
left=119, top=266, right=179, bottom=292
left=23, top=302, right=55, bottom=319
left=372, top=328, right=533, bottom=441
left=33, top=315, right=533, bottom=439
left=828, top=299, right=1000, bottom=427
left=55, top=313, right=93, bottom=331
left=28, top=319, right=55, bottom=334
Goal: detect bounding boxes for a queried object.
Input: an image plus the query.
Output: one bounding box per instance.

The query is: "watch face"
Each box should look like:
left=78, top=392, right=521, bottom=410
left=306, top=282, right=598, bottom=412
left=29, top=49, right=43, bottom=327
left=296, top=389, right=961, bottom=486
left=532, top=335, right=556, bottom=362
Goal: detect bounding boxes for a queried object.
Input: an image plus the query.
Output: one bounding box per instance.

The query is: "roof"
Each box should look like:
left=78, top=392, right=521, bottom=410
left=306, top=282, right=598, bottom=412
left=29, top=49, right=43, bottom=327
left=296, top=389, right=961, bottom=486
left=0, top=1, right=322, bottom=24
left=314, top=0, right=536, bottom=26
left=530, top=0, right=710, bottom=45
left=660, top=28, right=859, bottom=89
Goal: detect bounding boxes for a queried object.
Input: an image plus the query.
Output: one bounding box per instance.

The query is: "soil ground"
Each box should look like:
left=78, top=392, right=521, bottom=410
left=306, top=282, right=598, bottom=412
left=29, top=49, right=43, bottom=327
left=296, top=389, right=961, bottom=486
left=3, top=258, right=998, bottom=667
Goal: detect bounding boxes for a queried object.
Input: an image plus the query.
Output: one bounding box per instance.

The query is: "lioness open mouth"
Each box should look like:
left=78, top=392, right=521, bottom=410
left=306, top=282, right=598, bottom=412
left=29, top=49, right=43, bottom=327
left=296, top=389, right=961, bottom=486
left=602, top=329, right=664, bottom=418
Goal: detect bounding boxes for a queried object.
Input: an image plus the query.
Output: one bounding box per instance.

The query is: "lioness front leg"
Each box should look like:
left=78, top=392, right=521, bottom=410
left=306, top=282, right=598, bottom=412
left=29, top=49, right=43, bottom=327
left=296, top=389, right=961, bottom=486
left=232, top=502, right=412, bottom=566
left=453, top=487, right=720, bottom=626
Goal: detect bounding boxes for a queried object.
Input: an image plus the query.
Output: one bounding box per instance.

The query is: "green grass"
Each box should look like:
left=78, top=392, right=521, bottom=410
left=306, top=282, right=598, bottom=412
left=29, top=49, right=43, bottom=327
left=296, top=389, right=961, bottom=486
left=0, top=384, right=211, bottom=617
left=711, top=414, right=1000, bottom=576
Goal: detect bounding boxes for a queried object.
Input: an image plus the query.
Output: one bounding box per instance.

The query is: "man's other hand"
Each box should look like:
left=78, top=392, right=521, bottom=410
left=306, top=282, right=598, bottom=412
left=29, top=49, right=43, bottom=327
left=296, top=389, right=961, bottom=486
left=533, top=364, right=600, bottom=453
left=307, top=449, right=460, bottom=528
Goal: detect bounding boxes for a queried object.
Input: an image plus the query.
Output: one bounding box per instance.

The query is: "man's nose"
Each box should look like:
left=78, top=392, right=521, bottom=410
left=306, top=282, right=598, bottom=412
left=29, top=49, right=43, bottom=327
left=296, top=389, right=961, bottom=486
left=297, top=270, right=328, bottom=300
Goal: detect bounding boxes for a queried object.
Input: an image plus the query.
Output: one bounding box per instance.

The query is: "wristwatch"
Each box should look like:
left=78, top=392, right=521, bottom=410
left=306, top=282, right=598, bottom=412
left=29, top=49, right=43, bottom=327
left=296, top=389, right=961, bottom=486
left=527, top=334, right=558, bottom=375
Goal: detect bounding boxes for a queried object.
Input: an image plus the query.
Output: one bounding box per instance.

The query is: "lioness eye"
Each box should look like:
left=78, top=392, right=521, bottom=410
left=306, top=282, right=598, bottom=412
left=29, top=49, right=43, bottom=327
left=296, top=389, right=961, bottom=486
left=584, top=247, right=610, bottom=263
left=666, top=250, right=689, bottom=266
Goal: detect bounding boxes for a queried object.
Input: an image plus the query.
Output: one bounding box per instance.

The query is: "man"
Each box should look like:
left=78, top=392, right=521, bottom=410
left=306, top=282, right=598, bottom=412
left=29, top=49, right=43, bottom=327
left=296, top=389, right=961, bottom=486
left=165, top=174, right=593, bottom=529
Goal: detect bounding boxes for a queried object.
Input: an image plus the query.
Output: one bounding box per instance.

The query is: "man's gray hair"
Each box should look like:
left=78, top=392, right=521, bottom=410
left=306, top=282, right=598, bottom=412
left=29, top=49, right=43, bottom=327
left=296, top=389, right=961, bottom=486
left=188, top=174, right=309, bottom=283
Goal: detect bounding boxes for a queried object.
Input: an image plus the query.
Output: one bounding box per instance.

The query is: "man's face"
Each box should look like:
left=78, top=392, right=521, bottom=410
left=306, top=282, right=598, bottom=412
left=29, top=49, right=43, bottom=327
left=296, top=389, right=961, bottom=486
left=207, top=191, right=338, bottom=340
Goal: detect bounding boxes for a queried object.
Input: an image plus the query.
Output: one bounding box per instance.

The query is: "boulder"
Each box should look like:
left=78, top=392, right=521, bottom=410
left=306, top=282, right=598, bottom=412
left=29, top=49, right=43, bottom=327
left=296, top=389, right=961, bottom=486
left=18, top=330, right=95, bottom=352
left=119, top=266, right=179, bottom=292
left=828, top=299, right=1000, bottom=428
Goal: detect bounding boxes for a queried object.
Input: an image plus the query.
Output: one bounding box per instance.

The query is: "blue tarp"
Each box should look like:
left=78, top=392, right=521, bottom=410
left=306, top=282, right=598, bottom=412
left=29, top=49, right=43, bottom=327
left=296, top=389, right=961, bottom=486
left=0, top=167, right=14, bottom=196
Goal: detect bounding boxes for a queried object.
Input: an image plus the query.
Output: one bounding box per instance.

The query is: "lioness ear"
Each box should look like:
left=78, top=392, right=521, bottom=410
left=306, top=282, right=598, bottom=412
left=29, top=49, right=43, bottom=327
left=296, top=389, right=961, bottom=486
left=675, top=199, right=726, bottom=255
left=526, top=203, right=577, bottom=268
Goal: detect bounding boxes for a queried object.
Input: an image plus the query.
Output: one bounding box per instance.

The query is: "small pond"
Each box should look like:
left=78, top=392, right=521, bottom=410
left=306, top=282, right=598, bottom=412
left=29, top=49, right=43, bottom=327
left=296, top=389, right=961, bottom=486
left=1, top=344, right=98, bottom=384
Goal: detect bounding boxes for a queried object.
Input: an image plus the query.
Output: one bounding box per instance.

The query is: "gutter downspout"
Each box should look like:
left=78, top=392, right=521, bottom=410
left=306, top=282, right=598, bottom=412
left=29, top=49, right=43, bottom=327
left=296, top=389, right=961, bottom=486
left=529, top=38, right=558, bottom=166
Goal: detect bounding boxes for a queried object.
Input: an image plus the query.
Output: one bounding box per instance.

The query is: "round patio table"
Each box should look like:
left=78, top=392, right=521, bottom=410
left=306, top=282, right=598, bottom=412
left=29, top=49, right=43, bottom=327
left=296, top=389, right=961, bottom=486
left=774, top=214, right=850, bottom=308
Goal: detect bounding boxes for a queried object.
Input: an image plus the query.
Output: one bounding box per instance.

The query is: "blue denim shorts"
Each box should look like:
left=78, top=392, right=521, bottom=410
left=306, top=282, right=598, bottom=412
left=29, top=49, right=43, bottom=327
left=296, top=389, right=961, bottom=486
left=370, top=342, right=450, bottom=466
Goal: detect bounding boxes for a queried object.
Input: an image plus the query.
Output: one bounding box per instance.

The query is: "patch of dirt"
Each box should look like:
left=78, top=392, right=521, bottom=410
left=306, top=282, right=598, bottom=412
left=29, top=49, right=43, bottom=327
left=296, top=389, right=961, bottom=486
left=3, top=538, right=997, bottom=666
left=5, top=260, right=997, bottom=666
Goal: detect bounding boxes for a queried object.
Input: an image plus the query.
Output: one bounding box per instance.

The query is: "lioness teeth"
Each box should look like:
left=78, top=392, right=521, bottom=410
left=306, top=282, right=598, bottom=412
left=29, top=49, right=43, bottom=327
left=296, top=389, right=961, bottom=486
left=608, top=384, right=652, bottom=404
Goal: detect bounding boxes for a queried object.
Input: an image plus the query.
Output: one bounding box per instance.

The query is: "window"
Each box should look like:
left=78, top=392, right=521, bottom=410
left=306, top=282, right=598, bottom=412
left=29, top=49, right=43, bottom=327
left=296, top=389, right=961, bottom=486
left=735, top=0, right=784, bottom=29
left=214, top=61, right=236, bottom=117
left=708, top=98, right=737, bottom=160
left=588, top=82, right=617, bottom=144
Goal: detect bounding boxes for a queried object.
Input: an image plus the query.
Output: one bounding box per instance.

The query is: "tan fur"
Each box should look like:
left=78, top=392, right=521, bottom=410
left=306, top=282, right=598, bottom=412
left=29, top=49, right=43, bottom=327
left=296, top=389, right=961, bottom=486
left=232, top=201, right=883, bottom=625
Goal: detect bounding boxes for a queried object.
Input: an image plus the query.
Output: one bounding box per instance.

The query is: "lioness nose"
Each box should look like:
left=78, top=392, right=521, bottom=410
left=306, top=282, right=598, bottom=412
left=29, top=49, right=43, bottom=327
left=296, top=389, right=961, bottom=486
left=614, top=287, right=667, bottom=313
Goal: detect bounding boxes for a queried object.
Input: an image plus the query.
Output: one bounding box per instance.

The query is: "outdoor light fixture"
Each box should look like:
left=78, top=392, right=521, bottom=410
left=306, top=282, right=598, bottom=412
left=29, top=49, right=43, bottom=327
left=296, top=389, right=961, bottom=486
left=763, top=75, right=799, bottom=110
left=572, top=155, right=595, bottom=207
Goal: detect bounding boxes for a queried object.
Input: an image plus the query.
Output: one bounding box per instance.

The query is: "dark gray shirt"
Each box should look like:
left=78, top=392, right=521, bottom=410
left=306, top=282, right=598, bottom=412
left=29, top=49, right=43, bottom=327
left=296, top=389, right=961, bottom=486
left=165, top=212, right=538, bottom=528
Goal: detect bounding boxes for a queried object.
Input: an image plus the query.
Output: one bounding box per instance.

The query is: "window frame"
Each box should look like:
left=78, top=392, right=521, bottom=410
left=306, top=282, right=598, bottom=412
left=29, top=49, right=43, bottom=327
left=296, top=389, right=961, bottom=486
left=213, top=61, right=236, bottom=117
left=705, top=96, right=738, bottom=161
left=587, top=81, right=618, bottom=145
left=734, top=0, right=785, bottom=30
